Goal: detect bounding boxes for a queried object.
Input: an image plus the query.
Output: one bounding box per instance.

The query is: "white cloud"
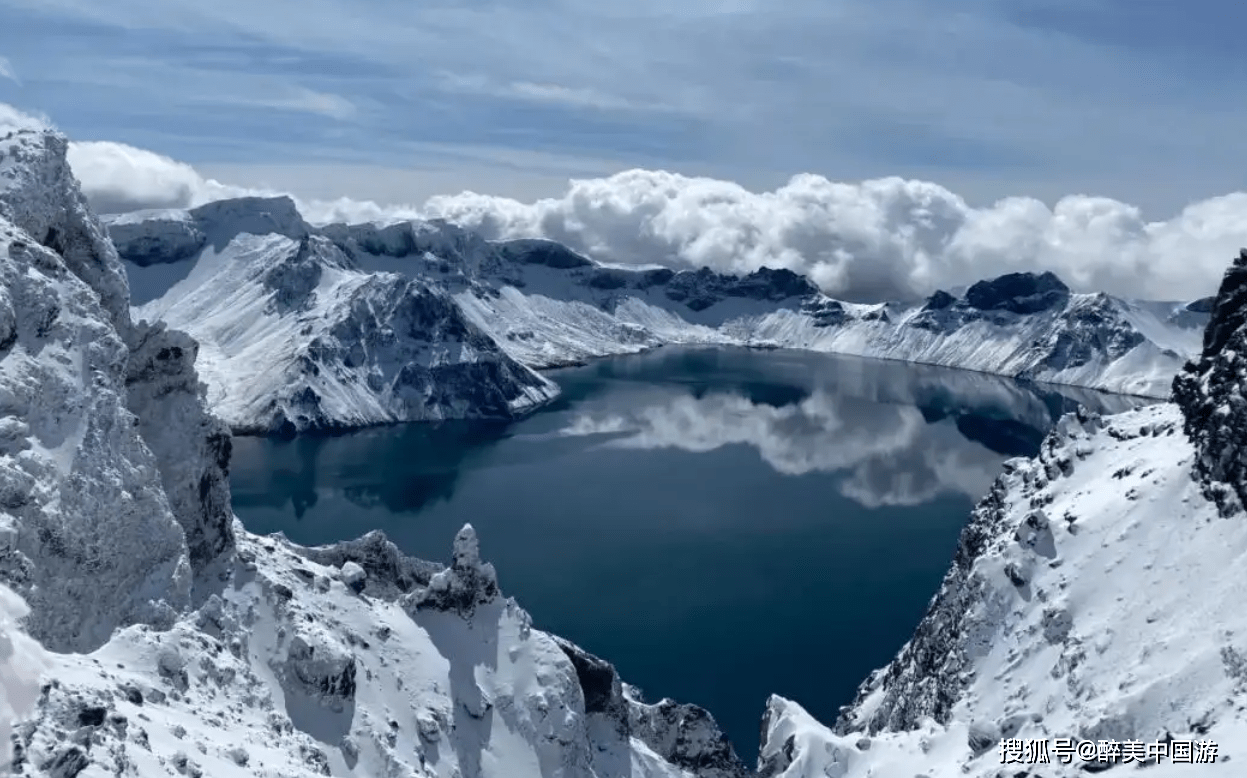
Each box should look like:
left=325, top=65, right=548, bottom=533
left=61, top=133, right=1247, bottom=302
left=65, top=140, right=268, bottom=214
left=0, top=103, right=50, bottom=132
left=435, top=71, right=680, bottom=113
left=228, top=86, right=356, bottom=120
left=0, top=56, right=18, bottom=85
left=424, top=170, right=1246, bottom=301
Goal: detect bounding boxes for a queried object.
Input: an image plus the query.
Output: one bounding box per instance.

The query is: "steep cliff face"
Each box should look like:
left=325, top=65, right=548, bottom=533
left=1173, top=248, right=1247, bottom=517
left=0, top=130, right=192, bottom=651
left=124, top=321, right=235, bottom=576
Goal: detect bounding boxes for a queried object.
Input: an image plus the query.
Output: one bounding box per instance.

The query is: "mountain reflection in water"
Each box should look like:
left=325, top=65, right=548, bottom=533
left=233, top=347, right=1143, bottom=519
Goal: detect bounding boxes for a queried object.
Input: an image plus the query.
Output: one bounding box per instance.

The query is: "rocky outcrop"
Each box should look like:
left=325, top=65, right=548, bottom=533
left=407, top=524, right=498, bottom=615
left=1173, top=248, right=1247, bottom=516
left=124, top=321, right=235, bottom=576
left=297, top=529, right=442, bottom=600
left=628, top=690, right=750, bottom=778
left=0, top=131, right=192, bottom=651
left=105, top=211, right=206, bottom=266
left=0, top=127, right=236, bottom=649
left=964, top=270, right=1070, bottom=314
left=663, top=267, right=819, bottom=312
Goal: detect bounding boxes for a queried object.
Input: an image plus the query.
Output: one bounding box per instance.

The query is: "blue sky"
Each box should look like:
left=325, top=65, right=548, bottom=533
left=1, top=0, right=1245, bottom=213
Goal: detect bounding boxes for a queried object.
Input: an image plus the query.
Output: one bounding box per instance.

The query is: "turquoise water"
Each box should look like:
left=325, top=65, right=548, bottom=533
left=229, top=347, right=1142, bottom=761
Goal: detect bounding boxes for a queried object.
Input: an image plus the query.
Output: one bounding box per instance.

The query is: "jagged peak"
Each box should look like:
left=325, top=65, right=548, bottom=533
left=0, top=126, right=132, bottom=329
left=405, top=522, right=500, bottom=616
left=963, top=269, right=1070, bottom=314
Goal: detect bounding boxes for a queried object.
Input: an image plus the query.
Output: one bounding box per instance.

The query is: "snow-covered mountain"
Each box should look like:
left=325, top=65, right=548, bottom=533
left=113, top=198, right=556, bottom=435
left=6, top=120, right=1247, bottom=778
left=0, top=127, right=744, bottom=777
left=110, top=198, right=1208, bottom=433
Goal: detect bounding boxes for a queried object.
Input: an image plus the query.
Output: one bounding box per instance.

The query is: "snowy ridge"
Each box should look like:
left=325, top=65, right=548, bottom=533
left=133, top=225, right=556, bottom=435
left=1, top=127, right=743, bottom=777
left=15, top=527, right=743, bottom=778
left=111, top=202, right=1208, bottom=434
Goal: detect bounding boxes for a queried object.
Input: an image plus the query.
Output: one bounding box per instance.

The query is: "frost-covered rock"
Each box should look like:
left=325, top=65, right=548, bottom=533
left=124, top=320, right=234, bottom=574
left=0, top=130, right=192, bottom=651
left=407, top=524, right=499, bottom=615
left=338, top=561, right=366, bottom=594
left=1173, top=248, right=1247, bottom=516
left=279, top=629, right=357, bottom=710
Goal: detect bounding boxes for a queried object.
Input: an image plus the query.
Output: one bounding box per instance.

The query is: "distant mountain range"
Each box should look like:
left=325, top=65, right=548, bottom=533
left=108, top=195, right=1209, bottom=435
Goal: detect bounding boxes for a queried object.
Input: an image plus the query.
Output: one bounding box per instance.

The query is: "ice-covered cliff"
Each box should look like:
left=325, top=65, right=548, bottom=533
left=751, top=255, right=1247, bottom=777
left=0, top=127, right=744, bottom=777
left=111, top=202, right=1207, bottom=434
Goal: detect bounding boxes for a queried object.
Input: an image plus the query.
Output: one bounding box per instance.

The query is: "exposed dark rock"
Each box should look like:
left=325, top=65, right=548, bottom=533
left=42, top=746, right=89, bottom=778
left=124, top=321, right=236, bottom=572
left=965, top=271, right=1070, bottom=314
left=1187, top=296, right=1216, bottom=314
left=801, top=298, right=848, bottom=328
left=553, top=637, right=624, bottom=717
left=497, top=238, right=594, bottom=269
left=923, top=289, right=957, bottom=311
left=76, top=705, right=107, bottom=727
left=664, top=266, right=818, bottom=311
left=629, top=696, right=749, bottom=778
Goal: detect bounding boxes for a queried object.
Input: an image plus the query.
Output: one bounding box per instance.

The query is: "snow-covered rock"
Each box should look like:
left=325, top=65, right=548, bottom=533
left=14, top=527, right=744, bottom=778
left=111, top=203, right=1208, bottom=434
left=0, top=130, right=192, bottom=651
left=750, top=252, right=1247, bottom=776
left=0, top=584, right=47, bottom=772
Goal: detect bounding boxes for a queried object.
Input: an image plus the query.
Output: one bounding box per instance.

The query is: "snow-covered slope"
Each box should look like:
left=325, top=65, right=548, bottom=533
left=111, top=203, right=1208, bottom=433
left=0, top=128, right=744, bottom=777
left=751, top=255, right=1247, bottom=776
left=126, top=201, right=556, bottom=434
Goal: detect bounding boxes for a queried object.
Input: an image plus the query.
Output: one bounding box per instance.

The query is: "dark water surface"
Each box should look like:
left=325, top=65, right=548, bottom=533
left=230, top=347, right=1144, bottom=761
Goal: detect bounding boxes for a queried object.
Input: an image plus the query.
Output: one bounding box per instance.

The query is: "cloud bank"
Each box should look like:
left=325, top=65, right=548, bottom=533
left=426, top=171, right=1246, bottom=302
left=58, top=127, right=1247, bottom=303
